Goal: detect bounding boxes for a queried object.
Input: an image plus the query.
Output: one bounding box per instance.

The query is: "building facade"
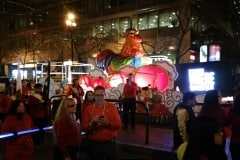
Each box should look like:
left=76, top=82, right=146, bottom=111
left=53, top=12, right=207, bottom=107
left=0, top=0, right=239, bottom=66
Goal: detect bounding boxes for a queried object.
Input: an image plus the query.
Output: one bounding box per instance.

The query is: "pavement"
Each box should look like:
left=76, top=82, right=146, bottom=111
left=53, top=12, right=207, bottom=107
left=116, top=125, right=177, bottom=160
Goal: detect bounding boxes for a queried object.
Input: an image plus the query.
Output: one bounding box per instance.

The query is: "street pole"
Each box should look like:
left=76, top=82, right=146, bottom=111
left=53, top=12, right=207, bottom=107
left=65, top=12, right=76, bottom=64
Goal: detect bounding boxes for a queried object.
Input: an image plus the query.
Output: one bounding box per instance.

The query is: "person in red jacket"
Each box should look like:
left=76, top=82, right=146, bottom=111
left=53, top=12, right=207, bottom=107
left=82, top=85, right=122, bottom=160
left=0, top=91, right=13, bottom=122
left=27, top=83, right=49, bottom=146
left=21, top=79, right=30, bottom=100
left=53, top=97, right=81, bottom=160
left=71, top=79, right=84, bottom=121
left=2, top=100, right=34, bottom=160
left=81, top=90, right=94, bottom=119
left=122, top=73, right=138, bottom=129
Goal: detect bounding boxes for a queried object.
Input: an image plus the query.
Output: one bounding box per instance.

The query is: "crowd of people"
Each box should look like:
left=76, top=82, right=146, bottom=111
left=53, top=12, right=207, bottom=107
left=0, top=76, right=240, bottom=160
left=174, top=90, right=240, bottom=160
left=0, top=78, right=124, bottom=160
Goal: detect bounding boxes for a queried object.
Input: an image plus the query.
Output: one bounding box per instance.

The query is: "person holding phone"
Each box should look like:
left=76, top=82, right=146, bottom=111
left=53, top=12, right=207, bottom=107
left=82, top=85, right=122, bottom=160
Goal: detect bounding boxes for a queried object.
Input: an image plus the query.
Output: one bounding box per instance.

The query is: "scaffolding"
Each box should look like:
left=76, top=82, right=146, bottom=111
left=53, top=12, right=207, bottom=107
left=36, top=61, right=94, bottom=83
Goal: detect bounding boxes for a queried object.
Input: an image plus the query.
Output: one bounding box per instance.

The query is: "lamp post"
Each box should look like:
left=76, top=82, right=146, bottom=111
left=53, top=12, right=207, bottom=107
left=65, top=12, right=77, bottom=63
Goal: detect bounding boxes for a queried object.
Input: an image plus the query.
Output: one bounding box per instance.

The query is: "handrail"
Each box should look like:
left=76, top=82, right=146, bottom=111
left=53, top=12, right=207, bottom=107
left=0, top=125, right=53, bottom=140
left=105, top=99, right=150, bottom=145
left=49, top=94, right=69, bottom=101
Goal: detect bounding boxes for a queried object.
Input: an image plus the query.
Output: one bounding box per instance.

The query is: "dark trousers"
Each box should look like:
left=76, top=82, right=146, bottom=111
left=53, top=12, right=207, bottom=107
left=32, top=118, right=48, bottom=145
left=75, top=103, right=81, bottom=121
left=230, top=143, right=240, bottom=160
left=123, top=98, right=136, bottom=127
left=0, top=113, right=7, bottom=122
left=53, top=145, right=79, bottom=160
left=88, top=139, right=119, bottom=160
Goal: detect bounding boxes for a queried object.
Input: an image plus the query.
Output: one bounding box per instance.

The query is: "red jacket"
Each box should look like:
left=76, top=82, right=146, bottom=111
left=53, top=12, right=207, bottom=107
left=27, top=95, right=47, bottom=119
left=71, top=85, right=84, bottom=104
left=0, top=95, right=13, bottom=114
left=81, top=101, right=94, bottom=119
left=123, top=82, right=138, bottom=98
left=82, top=101, right=121, bottom=141
left=2, top=114, right=34, bottom=160
left=54, top=116, right=81, bottom=157
left=22, top=86, right=30, bottom=98
left=229, top=110, right=240, bottom=144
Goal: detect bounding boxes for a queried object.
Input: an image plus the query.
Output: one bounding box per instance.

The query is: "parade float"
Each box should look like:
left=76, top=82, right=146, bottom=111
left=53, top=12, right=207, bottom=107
left=78, top=28, right=183, bottom=124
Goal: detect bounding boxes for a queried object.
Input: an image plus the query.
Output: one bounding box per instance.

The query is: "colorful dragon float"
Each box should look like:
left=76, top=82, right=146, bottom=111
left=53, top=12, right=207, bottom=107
left=78, top=28, right=181, bottom=118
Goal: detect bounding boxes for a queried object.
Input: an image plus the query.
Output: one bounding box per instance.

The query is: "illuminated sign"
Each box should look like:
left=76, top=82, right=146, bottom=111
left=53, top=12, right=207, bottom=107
left=188, top=68, right=215, bottom=91
left=209, top=45, right=221, bottom=61
left=200, top=45, right=208, bottom=62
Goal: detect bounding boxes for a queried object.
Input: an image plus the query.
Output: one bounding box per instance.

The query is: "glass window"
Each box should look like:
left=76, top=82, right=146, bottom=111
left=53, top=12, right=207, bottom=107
left=111, top=19, right=118, bottom=30
left=149, top=12, right=158, bottom=29
left=110, top=19, right=119, bottom=35
left=159, top=11, right=178, bottom=28
left=104, top=20, right=112, bottom=34
left=92, top=23, right=104, bottom=37
left=131, top=17, right=138, bottom=29
left=119, top=18, right=129, bottom=34
left=138, top=15, right=148, bottom=30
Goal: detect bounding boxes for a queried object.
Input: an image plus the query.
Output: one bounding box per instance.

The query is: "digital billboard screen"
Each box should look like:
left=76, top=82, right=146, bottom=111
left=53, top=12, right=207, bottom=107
left=209, top=45, right=221, bottom=61
left=175, top=62, right=233, bottom=96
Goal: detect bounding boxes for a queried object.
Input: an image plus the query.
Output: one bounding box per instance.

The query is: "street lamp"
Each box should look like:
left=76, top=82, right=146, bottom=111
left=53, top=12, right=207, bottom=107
left=65, top=12, right=77, bottom=63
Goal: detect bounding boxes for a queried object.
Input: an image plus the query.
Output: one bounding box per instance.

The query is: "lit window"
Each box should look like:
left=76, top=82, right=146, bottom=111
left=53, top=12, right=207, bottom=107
left=111, top=20, right=119, bottom=33
left=159, top=11, right=178, bottom=28
left=120, top=18, right=129, bottom=34
left=138, top=15, right=148, bottom=30
left=149, top=12, right=158, bottom=29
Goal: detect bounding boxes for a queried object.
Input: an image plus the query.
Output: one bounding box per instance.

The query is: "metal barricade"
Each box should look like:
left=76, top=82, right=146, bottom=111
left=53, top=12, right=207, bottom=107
left=49, top=94, right=68, bottom=121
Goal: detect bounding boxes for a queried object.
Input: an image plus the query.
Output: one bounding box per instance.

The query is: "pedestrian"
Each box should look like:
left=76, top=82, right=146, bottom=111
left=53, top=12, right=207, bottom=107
left=53, top=97, right=81, bottom=160
left=2, top=100, right=34, bottom=160
left=122, top=73, right=138, bottom=129
left=82, top=85, right=122, bottom=160
left=199, top=89, right=228, bottom=159
left=173, top=92, right=196, bottom=150
left=177, top=116, right=226, bottom=160
left=21, top=79, right=30, bottom=100
left=27, top=83, right=49, bottom=146
left=0, top=90, right=13, bottom=122
left=7, top=80, right=17, bottom=100
left=71, top=78, right=84, bottom=121
left=81, top=90, right=94, bottom=118
left=228, top=94, right=240, bottom=160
